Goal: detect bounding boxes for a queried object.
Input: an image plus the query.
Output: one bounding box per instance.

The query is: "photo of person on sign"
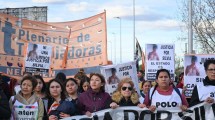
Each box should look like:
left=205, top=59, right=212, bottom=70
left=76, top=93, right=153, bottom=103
left=27, top=44, right=38, bottom=60
left=148, top=44, right=159, bottom=61
left=185, top=56, right=200, bottom=76
left=107, top=68, right=120, bottom=84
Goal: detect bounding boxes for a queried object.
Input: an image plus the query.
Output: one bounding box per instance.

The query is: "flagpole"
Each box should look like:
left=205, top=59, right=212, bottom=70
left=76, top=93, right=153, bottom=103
left=133, top=0, right=136, bottom=60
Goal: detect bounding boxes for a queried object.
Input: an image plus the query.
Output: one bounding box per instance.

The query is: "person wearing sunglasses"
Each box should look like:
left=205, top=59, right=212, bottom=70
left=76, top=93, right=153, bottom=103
left=110, top=77, right=145, bottom=109
left=190, top=59, right=215, bottom=107
left=143, top=69, right=188, bottom=112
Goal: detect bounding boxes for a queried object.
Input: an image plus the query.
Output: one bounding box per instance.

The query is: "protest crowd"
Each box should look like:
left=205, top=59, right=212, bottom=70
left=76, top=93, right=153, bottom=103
left=0, top=59, right=215, bottom=120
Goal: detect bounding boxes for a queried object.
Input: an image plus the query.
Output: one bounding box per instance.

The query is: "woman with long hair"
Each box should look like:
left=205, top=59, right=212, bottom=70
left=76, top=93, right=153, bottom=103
left=46, top=79, right=75, bottom=120
left=77, top=73, right=111, bottom=117
left=34, top=75, right=46, bottom=99
left=139, top=81, right=151, bottom=103
left=110, top=77, right=145, bottom=108
left=65, top=78, right=79, bottom=115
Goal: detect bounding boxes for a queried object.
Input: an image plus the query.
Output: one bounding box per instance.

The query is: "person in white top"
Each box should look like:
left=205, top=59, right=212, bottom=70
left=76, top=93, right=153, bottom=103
left=190, top=59, right=215, bottom=106
left=9, top=76, right=44, bottom=120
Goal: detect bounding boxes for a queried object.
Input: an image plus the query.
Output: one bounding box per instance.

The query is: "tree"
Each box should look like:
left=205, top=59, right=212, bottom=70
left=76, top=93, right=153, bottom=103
left=179, top=0, right=215, bottom=53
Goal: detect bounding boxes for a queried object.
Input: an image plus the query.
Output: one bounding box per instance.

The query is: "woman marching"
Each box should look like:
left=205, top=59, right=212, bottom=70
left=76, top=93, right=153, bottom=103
left=143, top=69, right=188, bottom=112
left=110, top=77, right=145, bottom=108
left=65, top=78, right=79, bottom=115
left=46, top=79, right=75, bottom=120
left=77, top=73, right=111, bottom=117
left=139, top=81, right=151, bottom=103
left=9, top=76, right=44, bottom=120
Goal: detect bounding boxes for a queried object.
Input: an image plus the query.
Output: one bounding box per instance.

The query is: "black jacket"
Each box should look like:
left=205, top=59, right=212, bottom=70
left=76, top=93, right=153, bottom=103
left=189, top=76, right=215, bottom=107
left=118, top=97, right=139, bottom=106
left=0, top=88, right=11, bottom=119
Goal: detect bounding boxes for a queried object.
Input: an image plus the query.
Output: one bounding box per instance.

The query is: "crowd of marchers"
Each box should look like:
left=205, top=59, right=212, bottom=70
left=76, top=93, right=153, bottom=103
left=1, top=60, right=215, bottom=120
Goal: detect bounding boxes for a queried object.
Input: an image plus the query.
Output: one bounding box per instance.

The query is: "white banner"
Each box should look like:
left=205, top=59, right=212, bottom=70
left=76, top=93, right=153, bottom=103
left=62, top=102, right=215, bottom=120
left=25, top=43, right=52, bottom=74
left=145, top=44, right=175, bottom=80
left=100, top=61, right=139, bottom=95
left=184, top=54, right=215, bottom=97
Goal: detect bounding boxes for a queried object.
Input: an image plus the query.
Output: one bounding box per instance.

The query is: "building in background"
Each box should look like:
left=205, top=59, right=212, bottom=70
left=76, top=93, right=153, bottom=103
left=0, top=6, right=47, bottom=22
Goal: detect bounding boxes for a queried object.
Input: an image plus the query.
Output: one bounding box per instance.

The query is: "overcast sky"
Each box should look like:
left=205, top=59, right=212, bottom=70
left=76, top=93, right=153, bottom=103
left=0, top=0, right=188, bottom=64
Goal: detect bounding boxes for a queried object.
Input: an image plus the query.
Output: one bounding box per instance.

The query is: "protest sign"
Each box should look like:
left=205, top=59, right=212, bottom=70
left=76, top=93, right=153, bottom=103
left=145, top=44, right=175, bottom=80
left=184, top=54, right=215, bottom=97
left=25, top=43, right=52, bottom=74
left=100, top=61, right=139, bottom=95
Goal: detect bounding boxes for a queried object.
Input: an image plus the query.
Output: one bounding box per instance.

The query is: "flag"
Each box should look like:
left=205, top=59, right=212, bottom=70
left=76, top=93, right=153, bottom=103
left=62, top=46, right=68, bottom=68
left=135, top=38, right=145, bottom=71
left=62, top=28, right=71, bottom=68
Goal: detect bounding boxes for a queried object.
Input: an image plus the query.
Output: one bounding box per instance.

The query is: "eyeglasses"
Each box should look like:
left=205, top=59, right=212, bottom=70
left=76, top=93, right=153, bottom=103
left=207, top=69, right=215, bottom=72
left=121, top=86, right=133, bottom=91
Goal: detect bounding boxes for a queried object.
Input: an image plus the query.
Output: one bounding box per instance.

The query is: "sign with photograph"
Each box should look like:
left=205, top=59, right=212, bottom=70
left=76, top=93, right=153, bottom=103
left=100, top=61, right=139, bottom=95
left=25, top=43, right=52, bottom=74
left=145, top=44, right=175, bottom=80
left=184, top=54, right=215, bottom=97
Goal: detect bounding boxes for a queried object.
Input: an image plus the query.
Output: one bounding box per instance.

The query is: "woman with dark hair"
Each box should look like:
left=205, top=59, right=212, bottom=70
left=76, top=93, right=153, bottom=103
left=110, top=77, right=145, bottom=108
left=9, top=76, right=44, bottom=120
left=74, top=69, right=88, bottom=87
left=45, top=79, right=75, bottom=120
left=34, top=75, right=46, bottom=99
left=143, top=69, right=188, bottom=112
left=65, top=78, right=79, bottom=115
left=77, top=73, right=111, bottom=117
left=55, top=72, right=66, bottom=85
left=176, top=72, right=184, bottom=89
left=139, top=81, right=151, bottom=103
left=79, top=76, right=90, bottom=93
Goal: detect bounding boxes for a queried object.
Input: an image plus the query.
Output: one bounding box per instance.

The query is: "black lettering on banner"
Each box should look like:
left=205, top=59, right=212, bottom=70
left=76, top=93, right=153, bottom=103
left=139, top=110, right=155, bottom=120
left=178, top=111, right=193, bottom=120
left=103, top=112, right=113, bottom=120
left=123, top=110, right=139, bottom=120
left=194, top=107, right=200, bottom=120
left=200, top=106, right=205, bottom=120
left=210, top=92, right=215, bottom=98
left=211, top=103, right=215, bottom=117
left=93, top=115, right=98, bottom=120
left=156, top=110, right=172, bottom=120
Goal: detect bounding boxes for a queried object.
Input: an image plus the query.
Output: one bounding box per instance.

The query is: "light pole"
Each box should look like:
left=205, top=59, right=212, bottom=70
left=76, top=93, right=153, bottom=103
left=112, top=32, right=116, bottom=64
left=108, top=41, right=113, bottom=62
left=188, top=0, right=193, bottom=54
left=115, top=17, right=122, bottom=63
left=133, top=0, right=136, bottom=60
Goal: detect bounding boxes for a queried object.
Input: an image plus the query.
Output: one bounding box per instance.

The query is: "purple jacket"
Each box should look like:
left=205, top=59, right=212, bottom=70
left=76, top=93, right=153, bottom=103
left=77, top=89, right=111, bottom=114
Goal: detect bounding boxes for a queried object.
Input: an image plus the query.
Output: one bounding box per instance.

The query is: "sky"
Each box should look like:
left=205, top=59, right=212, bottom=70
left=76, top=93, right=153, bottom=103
left=0, top=0, right=188, bottom=64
